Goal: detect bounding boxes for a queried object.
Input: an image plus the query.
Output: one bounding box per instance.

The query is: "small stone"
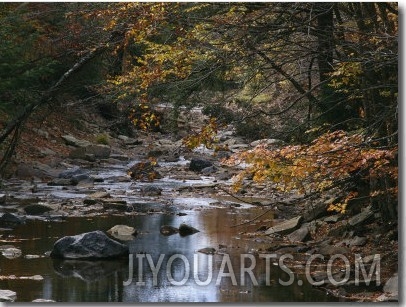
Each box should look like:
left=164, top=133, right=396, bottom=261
left=198, top=247, right=216, bottom=255
left=160, top=225, right=179, bottom=236
left=250, top=139, right=284, bottom=147
left=140, top=186, right=162, bottom=196
left=107, top=225, right=137, bottom=241
left=0, top=289, right=17, bottom=302
left=1, top=247, right=22, bottom=259
left=25, top=254, right=41, bottom=259
left=32, top=299, right=56, bottom=303
left=22, top=275, right=44, bottom=281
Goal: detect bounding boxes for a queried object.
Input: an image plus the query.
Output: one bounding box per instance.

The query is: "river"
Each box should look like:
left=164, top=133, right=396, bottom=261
left=0, top=158, right=337, bottom=302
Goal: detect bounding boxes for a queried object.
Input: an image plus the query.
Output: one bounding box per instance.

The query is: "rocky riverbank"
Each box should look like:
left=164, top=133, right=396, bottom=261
left=0, top=109, right=398, bottom=302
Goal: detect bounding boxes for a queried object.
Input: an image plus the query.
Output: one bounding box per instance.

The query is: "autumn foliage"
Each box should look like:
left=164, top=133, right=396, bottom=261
left=183, top=118, right=222, bottom=150
left=224, top=130, right=397, bottom=215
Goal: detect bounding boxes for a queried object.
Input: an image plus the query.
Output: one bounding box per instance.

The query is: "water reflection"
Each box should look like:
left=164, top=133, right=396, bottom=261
left=0, top=207, right=335, bottom=302
left=52, top=259, right=128, bottom=282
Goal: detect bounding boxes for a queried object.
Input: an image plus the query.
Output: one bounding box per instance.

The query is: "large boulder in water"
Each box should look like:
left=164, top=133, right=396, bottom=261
left=50, top=230, right=129, bottom=259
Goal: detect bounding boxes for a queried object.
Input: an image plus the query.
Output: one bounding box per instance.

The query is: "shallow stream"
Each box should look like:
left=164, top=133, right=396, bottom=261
left=0, top=159, right=336, bottom=302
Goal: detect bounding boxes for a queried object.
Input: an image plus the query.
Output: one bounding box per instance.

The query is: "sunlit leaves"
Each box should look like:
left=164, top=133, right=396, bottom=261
left=225, top=130, right=397, bottom=213
left=129, top=103, right=161, bottom=131
left=183, top=117, right=223, bottom=150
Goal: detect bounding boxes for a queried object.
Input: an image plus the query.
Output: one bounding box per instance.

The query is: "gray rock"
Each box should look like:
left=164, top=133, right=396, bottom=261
left=265, top=216, right=303, bottom=235
left=85, top=144, right=111, bottom=159
left=215, top=151, right=231, bottom=160
left=349, top=208, right=374, bottom=227
left=0, top=213, right=25, bottom=227
left=341, top=236, right=367, bottom=247
left=140, top=186, right=162, bottom=196
left=229, top=144, right=250, bottom=152
left=318, top=245, right=350, bottom=256
left=303, top=201, right=328, bottom=222
left=201, top=166, right=218, bottom=175
left=250, top=138, right=284, bottom=147
left=287, top=226, right=310, bottom=242
left=25, top=254, right=41, bottom=259
left=198, top=247, right=216, bottom=255
left=110, top=154, right=130, bottom=161
left=118, top=135, right=130, bottom=141
left=1, top=247, right=22, bottom=259
left=69, top=144, right=111, bottom=160
left=383, top=273, right=398, bottom=297
left=162, top=154, right=180, bottom=162
left=0, top=193, right=6, bottom=204
left=15, top=162, right=60, bottom=180
left=323, top=215, right=342, bottom=223
left=32, top=299, right=56, bottom=303
left=24, top=204, right=54, bottom=215
left=39, top=148, right=56, bottom=156
left=224, top=137, right=246, bottom=146
left=47, top=178, right=77, bottom=186
left=123, top=137, right=142, bottom=146
left=107, top=225, right=137, bottom=241
left=59, top=166, right=90, bottom=181
left=101, top=198, right=128, bottom=211
left=0, top=289, right=16, bottom=302
left=376, top=294, right=398, bottom=302
left=50, top=230, right=129, bottom=259
left=189, top=158, right=213, bottom=172
left=61, top=135, right=92, bottom=147
left=216, top=171, right=232, bottom=181
left=84, top=191, right=111, bottom=205
left=179, top=223, right=200, bottom=236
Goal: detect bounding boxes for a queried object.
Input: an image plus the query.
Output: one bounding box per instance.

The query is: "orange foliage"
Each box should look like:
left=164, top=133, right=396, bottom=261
left=183, top=118, right=227, bottom=151
left=224, top=130, right=397, bottom=213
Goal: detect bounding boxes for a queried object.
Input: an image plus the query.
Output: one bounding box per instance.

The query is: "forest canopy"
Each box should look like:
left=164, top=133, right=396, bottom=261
left=0, top=2, right=398, bottom=220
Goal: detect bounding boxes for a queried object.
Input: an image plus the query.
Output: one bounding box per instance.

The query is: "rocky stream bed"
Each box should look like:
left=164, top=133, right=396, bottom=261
left=0, top=130, right=398, bottom=302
